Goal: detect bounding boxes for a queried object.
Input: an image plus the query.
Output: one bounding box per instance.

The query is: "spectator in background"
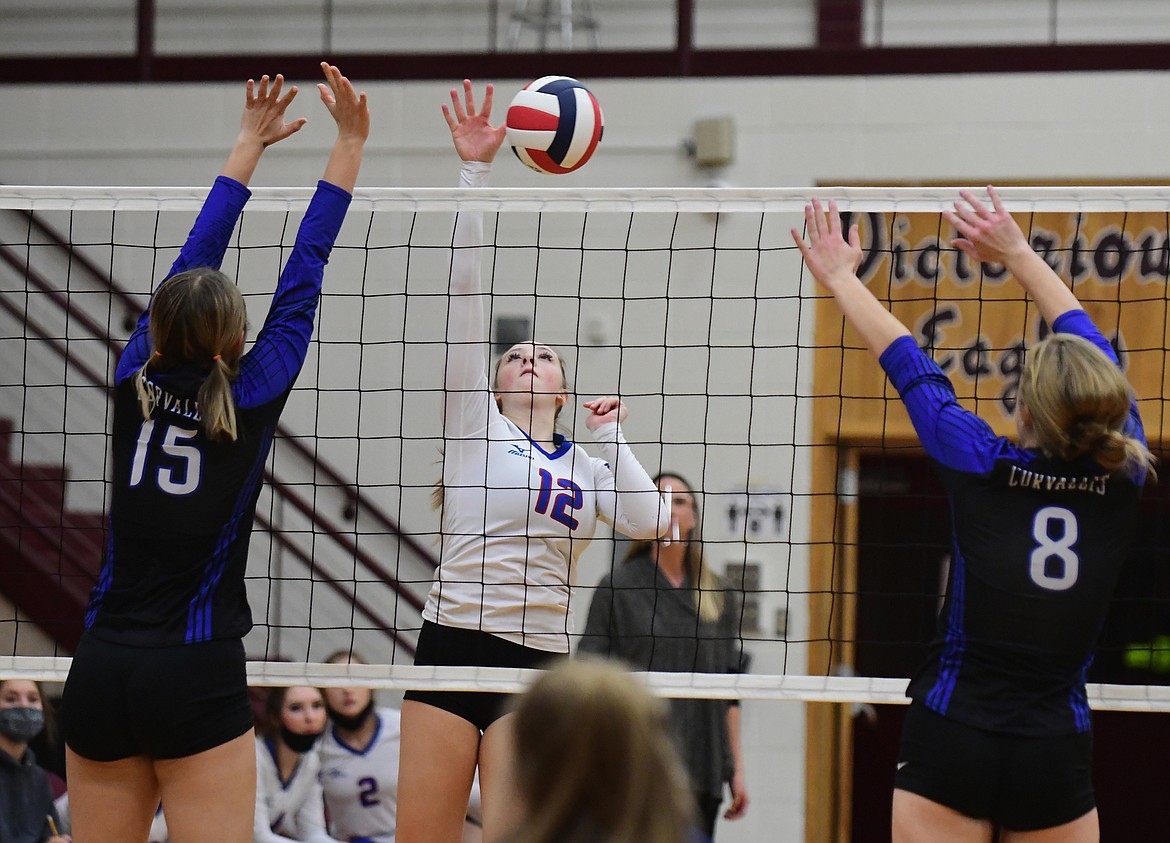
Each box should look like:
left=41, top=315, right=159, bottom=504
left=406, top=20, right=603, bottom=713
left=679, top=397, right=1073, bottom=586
left=580, top=472, right=749, bottom=839
left=0, top=679, right=69, bottom=843
left=504, top=657, right=694, bottom=843
left=317, top=652, right=481, bottom=843
left=317, top=652, right=401, bottom=843
left=255, top=686, right=340, bottom=843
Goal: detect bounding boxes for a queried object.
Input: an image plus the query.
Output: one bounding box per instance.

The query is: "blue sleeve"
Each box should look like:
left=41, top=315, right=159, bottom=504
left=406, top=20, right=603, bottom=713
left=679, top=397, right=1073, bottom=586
left=115, top=176, right=252, bottom=384
left=1052, top=309, right=1147, bottom=447
left=233, top=180, right=353, bottom=409
left=879, top=336, right=1011, bottom=475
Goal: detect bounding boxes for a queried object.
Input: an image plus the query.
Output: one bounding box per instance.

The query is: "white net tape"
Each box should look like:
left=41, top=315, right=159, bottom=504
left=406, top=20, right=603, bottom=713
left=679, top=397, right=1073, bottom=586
left=7, top=184, right=1170, bottom=213
left=3, top=657, right=1170, bottom=711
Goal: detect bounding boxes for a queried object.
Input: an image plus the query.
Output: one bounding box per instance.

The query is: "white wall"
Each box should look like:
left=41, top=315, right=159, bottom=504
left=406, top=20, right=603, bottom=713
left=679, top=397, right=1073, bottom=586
left=4, top=71, right=1170, bottom=191
left=4, top=0, right=1170, bottom=55
left=4, top=69, right=1170, bottom=843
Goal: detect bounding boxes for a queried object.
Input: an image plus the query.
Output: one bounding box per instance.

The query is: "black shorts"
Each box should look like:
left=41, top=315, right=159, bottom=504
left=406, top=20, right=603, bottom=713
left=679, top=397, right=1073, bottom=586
left=895, top=701, right=1095, bottom=832
left=404, top=620, right=557, bottom=732
left=62, top=633, right=253, bottom=762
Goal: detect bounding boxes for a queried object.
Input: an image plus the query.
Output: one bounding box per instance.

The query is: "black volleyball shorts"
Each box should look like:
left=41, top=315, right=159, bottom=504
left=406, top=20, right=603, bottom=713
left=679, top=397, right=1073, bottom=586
left=404, top=620, right=557, bottom=732
left=895, top=701, right=1095, bottom=832
left=62, top=633, right=253, bottom=761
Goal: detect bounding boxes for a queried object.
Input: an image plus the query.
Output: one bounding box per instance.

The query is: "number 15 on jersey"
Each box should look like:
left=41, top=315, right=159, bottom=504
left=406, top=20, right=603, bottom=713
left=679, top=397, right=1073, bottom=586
left=129, top=419, right=204, bottom=496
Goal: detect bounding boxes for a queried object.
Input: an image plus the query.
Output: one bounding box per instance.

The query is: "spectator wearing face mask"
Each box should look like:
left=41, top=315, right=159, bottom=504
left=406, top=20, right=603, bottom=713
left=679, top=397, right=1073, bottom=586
left=0, top=679, right=69, bottom=843
left=255, top=686, right=341, bottom=843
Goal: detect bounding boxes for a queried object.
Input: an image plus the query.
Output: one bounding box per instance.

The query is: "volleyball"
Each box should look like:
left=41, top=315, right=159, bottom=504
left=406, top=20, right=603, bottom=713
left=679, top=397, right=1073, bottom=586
left=505, top=76, right=604, bottom=175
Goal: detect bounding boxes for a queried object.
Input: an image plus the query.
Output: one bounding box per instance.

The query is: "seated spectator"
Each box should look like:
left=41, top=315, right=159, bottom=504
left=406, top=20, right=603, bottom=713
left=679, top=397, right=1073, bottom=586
left=504, top=657, right=695, bottom=843
left=0, top=679, right=70, bottom=843
left=317, top=652, right=401, bottom=843
left=255, top=686, right=341, bottom=843
left=316, top=652, right=483, bottom=843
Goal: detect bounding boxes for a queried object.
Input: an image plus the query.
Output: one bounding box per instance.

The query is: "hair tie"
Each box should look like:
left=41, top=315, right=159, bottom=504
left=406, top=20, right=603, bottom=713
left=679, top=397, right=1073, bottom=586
left=152, top=350, right=163, bottom=358
left=212, top=354, right=222, bottom=362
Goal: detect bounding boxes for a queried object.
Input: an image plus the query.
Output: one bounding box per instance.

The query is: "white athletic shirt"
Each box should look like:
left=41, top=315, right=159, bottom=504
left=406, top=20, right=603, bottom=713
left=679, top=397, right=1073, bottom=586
left=254, top=737, right=340, bottom=843
left=424, top=161, right=670, bottom=653
left=316, top=707, right=401, bottom=843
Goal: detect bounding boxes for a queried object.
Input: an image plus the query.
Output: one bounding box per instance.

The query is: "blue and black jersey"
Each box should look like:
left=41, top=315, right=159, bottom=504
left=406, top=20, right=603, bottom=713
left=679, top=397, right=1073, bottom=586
left=85, top=175, right=352, bottom=647
left=882, top=309, right=1146, bottom=736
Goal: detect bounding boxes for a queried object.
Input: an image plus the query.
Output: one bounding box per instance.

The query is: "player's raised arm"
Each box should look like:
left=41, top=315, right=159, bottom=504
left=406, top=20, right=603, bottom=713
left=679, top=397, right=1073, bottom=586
left=234, top=62, right=367, bottom=411
left=221, top=73, right=308, bottom=186
left=119, top=74, right=306, bottom=385
left=945, top=185, right=1081, bottom=325
left=585, top=396, right=671, bottom=541
left=790, top=199, right=911, bottom=358
left=317, top=62, right=370, bottom=193
left=442, top=78, right=508, bottom=165
left=441, top=80, right=506, bottom=422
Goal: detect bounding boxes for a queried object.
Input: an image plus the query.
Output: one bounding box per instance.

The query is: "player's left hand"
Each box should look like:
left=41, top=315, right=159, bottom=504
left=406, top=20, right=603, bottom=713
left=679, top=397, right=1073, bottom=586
left=944, top=185, right=1030, bottom=267
left=442, top=79, right=508, bottom=164
left=318, top=62, right=370, bottom=143
left=583, top=396, right=628, bottom=431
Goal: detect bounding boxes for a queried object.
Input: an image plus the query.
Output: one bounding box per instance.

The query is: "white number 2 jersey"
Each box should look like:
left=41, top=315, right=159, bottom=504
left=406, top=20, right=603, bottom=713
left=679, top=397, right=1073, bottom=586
left=317, top=707, right=401, bottom=843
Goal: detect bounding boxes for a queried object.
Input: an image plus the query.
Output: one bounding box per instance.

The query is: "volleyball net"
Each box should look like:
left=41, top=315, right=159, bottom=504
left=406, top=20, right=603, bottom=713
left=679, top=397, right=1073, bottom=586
left=1, top=185, right=1168, bottom=711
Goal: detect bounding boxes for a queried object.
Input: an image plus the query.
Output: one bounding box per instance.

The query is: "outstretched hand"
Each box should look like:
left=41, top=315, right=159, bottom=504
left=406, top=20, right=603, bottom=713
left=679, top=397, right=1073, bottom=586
left=317, top=62, right=370, bottom=143
left=791, top=198, right=911, bottom=357
left=239, top=74, right=307, bottom=148
left=317, top=63, right=369, bottom=194
left=222, top=72, right=307, bottom=185
left=583, top=396, right=628, bottom=432
left=790, top=199, right=863, bottom=290
left=442, top=79, right=508, bottom=164
left=944, top=186, right=1030, bottom=267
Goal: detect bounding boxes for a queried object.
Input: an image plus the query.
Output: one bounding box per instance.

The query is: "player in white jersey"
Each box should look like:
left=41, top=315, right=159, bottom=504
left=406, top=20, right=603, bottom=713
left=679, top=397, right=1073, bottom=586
left=395, top=81, right=670, bottom=843
left=316, top=708, right=400, bottom=843
left=318, top=653, right=400, bottom=843
left=317, top=654, right=484, bottom=843
left=254, top=686, right=339, bottom=843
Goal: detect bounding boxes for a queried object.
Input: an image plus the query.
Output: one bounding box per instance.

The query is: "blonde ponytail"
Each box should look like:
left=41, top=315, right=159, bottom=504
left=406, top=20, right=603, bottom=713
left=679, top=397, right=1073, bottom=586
left=1017, top=333, right=1155, bottom=481
left=134, top=358, right=156, bottom=422
left=1113, top=431, right=1158, bottom=482
left=198, top=354, right=240, bottom=442
left=138, top=268, right=247, bottom=442
left=693, top=554, right=725, bottom=625
left=1086, top=427, right=1127, bottom=473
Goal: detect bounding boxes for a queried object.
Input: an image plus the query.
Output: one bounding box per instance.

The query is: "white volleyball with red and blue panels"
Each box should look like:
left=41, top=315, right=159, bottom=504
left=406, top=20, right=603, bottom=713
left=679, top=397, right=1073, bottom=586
left=505, top=76, right=604, bottom=174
